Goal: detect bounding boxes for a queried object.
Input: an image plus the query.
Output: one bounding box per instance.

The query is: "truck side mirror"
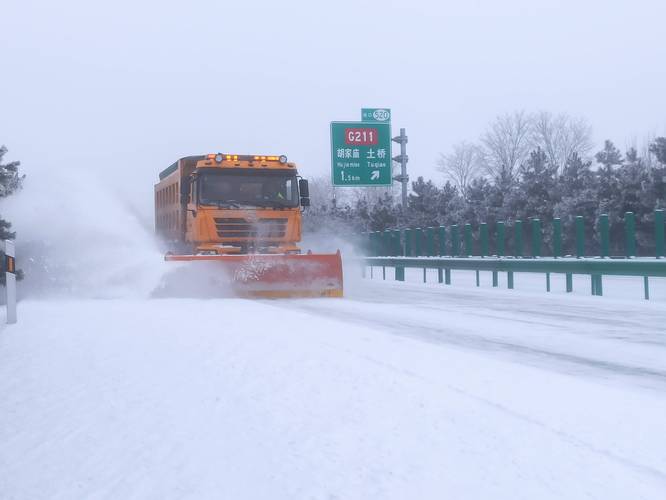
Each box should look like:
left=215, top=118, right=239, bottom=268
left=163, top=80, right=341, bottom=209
left=298, top=179, right=309, bottom=198
left=298, top=178, right=310, bottom=207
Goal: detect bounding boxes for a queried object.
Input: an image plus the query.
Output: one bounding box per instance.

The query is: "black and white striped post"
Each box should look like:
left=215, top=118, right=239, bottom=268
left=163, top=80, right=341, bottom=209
left=2, top=239, right=17, bottom=324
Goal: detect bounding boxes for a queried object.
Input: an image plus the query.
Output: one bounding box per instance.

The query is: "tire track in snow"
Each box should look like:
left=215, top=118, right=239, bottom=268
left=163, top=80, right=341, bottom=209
left=263, top=295, right=666, bottom=485
left=267, top=283, right=666, bottom=391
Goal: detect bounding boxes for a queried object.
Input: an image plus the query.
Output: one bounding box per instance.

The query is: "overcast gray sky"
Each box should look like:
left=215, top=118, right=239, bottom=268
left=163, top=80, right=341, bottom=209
left=2, top=0, right=665, bottom=214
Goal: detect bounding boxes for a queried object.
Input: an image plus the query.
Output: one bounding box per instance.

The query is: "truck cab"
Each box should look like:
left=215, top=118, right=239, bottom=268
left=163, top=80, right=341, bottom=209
left=155, top=154, right=310, bottom=255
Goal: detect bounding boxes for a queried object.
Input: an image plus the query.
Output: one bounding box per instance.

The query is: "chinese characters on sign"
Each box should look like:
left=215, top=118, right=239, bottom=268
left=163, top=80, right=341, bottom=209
left=330, top=121, right=391, bottom=186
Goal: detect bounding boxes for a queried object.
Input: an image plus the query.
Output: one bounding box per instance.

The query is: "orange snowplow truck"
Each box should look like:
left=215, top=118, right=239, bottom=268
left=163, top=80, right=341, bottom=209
left=155, top=153, right=343, bottom=297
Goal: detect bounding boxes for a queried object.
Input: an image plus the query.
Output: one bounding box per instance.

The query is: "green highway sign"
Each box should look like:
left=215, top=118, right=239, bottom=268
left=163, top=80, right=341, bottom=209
left=361, top=108, right=391, bottom=123
left=330, top=121, right=392, bottom=186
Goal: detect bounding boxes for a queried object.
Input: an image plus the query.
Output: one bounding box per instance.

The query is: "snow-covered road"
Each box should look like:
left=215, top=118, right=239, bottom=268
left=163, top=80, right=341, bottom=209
left=283, top=278, right=666, bottom=391
left=1, top=279, right=665, bottom=499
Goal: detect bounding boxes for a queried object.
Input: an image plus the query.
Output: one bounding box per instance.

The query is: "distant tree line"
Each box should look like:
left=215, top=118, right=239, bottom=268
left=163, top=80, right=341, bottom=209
left=304, top=112, right=666, bottom=256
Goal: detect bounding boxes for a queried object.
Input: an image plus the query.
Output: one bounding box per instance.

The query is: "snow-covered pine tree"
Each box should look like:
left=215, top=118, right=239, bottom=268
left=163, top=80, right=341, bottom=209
left=613, top=148, right=652, bottom=253
left=648, top=137, right=666, bottom=207
left=554, top=153, right=599, bottom=254
left=595, top=140, right=623, bottom=205
left=649, top=137, right=666, bottom=165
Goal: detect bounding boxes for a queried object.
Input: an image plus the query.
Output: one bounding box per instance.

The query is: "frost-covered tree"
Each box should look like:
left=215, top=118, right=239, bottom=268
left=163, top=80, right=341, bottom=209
left=480, top=111, right=532, bottom=187
left=437, top=141, right=482, bottom=199
left=649, top=137, right=666, bottom=165
left=616, top=148, right=652, bottom=252
left=530, top=112, right=593, bottom=174
left=406, top=177, right=444, bottom=228
left=595, top=140, right=623, bottom=204
left=553, top=153, right=598, bottom=254
left=516, top=148, right=559, bottom=222
left=648, top=137, right=666, bottom=207
left=0, top=145, right=24, bottom=240
left=367, top=192, right=398, bottom=231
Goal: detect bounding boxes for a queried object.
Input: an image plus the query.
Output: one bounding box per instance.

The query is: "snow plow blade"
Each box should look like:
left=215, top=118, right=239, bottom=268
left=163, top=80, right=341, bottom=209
left=163, top=251, right=343, bottom=298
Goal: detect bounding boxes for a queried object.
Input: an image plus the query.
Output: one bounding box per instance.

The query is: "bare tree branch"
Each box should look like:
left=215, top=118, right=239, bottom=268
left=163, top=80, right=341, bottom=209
left=437, top=141, right=482, bottom=198
left=530, top=111, right=593, bottom=174
left=480, top=111, right=532, bottom=185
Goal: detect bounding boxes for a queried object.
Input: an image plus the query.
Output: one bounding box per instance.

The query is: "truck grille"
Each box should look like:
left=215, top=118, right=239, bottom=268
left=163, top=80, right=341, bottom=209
left=214, top=218, right=288, bottom=239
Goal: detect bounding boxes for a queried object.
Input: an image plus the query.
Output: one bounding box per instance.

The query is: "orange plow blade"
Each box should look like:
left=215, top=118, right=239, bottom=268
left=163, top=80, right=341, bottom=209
left=163, top=251, right=343, bottom=298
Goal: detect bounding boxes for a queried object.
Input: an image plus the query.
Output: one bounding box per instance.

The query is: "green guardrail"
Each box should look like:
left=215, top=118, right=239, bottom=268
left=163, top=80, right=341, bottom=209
left=361, top=257, right=666, bottom=300
left=366, top=210, right=666, bottom=260
left=362, top=209, right=666, bottom=300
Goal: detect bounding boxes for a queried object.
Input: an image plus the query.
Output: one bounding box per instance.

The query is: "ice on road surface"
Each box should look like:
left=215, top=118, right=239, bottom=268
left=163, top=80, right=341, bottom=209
left=1, top=280, right=665, bottom=499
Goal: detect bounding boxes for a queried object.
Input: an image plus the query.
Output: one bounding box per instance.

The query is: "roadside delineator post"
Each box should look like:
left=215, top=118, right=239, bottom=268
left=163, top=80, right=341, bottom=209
left=512, top=220, right=522, bottom=287
left=414, top=228, right=423, bottom=257
left=655, top=209, right=665, bottom=258
left=625, top=211, right=636, bottom=258
left=479, top=223, right=488, bottom=258
left=496, top=221, right=505, bottom=257
left=464, top=223, right=473, bottom=256
left=383, top=230, right=392, bottom=256
left=2, top=240, right=17, bottom=324
left=451, top=225, right=460, bottom=257
left=552, top=218, right=562, bottom=258
left=598, top=214, right=610, bottom=258
left=426, top=227, right=435, bottom=257
left=437, top=225, right=446, bottom=284
left=393, top=230, right=402, bottom=256
left=438, top=225, right=447, bottom=257
left=531, top=218, right=541, bottom=258
left=514, top=220, right=523, bottom=258
left=494, top=221, right=504, bottom=287
left=575, top=216, right=585, bottom=258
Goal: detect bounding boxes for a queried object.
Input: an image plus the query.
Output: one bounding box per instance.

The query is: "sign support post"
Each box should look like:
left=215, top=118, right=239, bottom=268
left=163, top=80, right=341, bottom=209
left=2, top=240, right=17, bottom=324
left=392, top=128, right=409, bottom=208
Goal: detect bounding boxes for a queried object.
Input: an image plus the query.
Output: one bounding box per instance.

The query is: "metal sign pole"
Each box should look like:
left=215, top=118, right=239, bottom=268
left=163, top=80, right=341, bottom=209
left=3, top=240, right=17, bottom=324
left=392, top=128, right=409, bottom=208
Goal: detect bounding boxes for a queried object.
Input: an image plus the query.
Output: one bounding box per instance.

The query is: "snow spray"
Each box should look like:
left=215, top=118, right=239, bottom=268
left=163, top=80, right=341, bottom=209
left=1, top=165, right=170, bottom=299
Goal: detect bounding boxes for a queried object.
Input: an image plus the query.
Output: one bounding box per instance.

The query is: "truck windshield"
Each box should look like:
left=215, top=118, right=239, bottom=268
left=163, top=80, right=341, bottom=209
left=198, top=170, right=299, bottom=208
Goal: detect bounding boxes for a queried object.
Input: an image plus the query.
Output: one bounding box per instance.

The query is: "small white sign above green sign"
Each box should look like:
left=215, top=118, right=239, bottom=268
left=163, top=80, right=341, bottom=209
left=361, top=108, right=391, bottom=123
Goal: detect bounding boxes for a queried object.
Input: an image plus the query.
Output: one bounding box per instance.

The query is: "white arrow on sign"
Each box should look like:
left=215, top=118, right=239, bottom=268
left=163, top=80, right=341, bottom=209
left=370, top=170, right=380, bottom=180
